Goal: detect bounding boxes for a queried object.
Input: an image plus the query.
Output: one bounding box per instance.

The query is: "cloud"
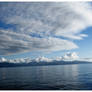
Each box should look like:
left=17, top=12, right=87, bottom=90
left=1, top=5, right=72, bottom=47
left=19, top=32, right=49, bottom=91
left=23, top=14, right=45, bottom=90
left=62, top=52, right=79, bottom=61
left=0, top=29, right=78, bottom=55
left=55, top=52, right=79, bottom=61
left=35, top=56, right=52, bottom=62
left=0, top=57, right=7, bottom=62
left=1, top=52, right=91, bottom=63
left=0, top=2, right=92, bottom=55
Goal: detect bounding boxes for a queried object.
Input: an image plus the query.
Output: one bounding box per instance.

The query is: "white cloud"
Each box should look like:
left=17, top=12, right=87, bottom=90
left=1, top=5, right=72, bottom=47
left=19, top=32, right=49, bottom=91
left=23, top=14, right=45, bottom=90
left=62, top=52, right=79, bottom=61
left=1, top=52, right=92, bottom=63
left=0, top=57, right=7, bottom=62
left=0, top=2, right=92, bottom=55
left=55, top=52, right=79, bottom=61
left=35, top=56, right=52, bottom=62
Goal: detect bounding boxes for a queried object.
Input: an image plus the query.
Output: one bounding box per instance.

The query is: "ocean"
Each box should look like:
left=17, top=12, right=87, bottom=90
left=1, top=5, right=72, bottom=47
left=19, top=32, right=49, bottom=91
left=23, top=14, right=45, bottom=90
left=0, top=64, right=92, bottom=90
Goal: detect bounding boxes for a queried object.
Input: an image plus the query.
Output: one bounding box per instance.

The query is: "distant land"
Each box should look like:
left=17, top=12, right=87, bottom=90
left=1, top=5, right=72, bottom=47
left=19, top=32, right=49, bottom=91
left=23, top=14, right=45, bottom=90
left=0, top=60, right=92, bottom=68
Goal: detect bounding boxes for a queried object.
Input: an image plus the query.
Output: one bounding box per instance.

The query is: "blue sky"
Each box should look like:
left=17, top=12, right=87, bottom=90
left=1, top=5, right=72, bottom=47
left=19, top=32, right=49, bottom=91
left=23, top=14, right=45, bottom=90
left=0, top=2, right=92, bottom=59
left=74, top=27, right=92, bottom=58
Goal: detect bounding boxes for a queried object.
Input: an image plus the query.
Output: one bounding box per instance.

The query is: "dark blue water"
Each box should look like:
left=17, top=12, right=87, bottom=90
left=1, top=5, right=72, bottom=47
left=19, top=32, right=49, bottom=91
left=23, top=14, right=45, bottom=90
left=0, top=64, right=92, bottom=90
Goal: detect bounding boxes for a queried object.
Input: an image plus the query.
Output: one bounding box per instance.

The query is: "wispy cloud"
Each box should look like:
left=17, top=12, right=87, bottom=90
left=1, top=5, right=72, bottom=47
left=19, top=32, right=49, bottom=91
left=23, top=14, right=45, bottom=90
left=0, top=2, right=92, bottom=55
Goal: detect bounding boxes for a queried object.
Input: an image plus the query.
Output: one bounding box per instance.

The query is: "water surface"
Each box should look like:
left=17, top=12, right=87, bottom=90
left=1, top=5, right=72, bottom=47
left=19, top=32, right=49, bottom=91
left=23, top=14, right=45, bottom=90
left=0, top=64, right=92, bottom=90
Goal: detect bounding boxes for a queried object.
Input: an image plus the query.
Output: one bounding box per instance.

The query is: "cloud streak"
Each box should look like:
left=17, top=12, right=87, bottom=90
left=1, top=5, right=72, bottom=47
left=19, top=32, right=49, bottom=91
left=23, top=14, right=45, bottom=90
left=0, top=2, right=92, bottom=55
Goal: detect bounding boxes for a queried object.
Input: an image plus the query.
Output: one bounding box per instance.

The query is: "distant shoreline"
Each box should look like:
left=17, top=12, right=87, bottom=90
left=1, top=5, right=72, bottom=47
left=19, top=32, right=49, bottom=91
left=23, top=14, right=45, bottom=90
left=0, top=61, right=92, bottom=68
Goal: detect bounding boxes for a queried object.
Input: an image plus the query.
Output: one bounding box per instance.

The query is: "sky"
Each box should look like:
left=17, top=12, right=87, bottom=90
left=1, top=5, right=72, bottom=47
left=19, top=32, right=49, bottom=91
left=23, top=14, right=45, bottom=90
left=0, top=2, right=92, bottom=59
